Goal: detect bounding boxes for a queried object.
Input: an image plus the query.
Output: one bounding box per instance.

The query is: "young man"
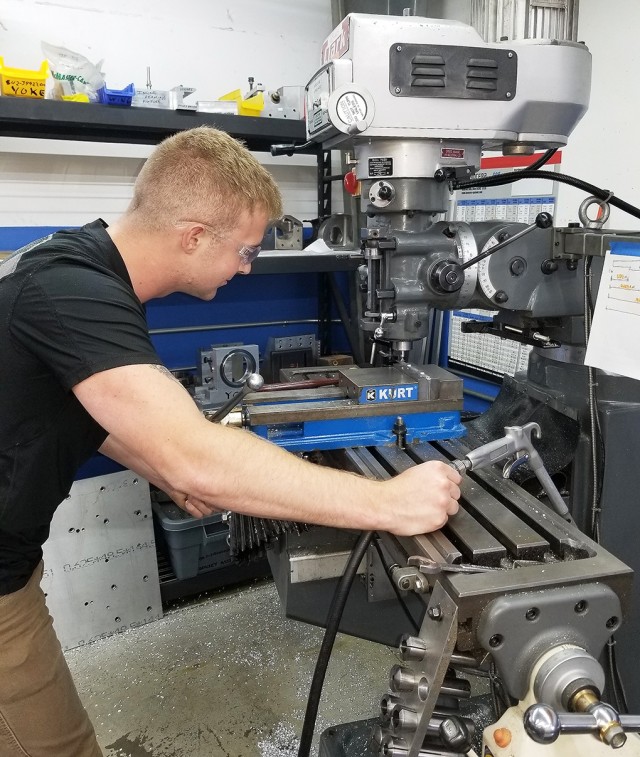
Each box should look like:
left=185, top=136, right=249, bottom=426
left=0, top=126, right=461, bottom=756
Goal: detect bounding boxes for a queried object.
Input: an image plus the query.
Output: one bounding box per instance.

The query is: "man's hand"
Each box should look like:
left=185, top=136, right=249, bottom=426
left=382, top=460, right=461, bottom=536
left=169, top=491, right=222, bottom=518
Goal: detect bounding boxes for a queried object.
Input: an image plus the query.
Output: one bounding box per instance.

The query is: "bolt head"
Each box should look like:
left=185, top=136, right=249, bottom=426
left=606, top=726, right=627, bottom=749
left=510, top=258, right=526, bottom=276
left=428, top=605, right=442, bottom=621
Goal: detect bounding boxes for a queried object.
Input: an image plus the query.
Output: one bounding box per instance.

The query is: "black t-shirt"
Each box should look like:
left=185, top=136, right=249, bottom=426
left=0, top=219, right=162, bottom=594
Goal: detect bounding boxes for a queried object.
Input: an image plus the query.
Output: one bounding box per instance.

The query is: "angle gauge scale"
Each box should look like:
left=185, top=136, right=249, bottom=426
left=476, top=234, right=503, bottom=301
left=452, top=223, right=478, bottom=307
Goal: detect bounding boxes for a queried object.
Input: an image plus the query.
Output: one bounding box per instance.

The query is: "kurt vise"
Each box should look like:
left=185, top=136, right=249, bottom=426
left=239, top=363, right=465, bottom=452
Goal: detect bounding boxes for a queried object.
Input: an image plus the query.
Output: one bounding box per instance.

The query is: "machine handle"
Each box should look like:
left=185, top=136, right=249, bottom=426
left=523, top=703, right=640, bottom=748
left=209, top=373, right=264, bottom=423
left=451, top=423, right=573, bottom=523
left=270, top=140, right=315, bottom=156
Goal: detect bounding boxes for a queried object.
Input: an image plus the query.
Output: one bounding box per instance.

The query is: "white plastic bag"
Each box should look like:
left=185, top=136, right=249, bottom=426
left=41, top=42, right=105, bottom=102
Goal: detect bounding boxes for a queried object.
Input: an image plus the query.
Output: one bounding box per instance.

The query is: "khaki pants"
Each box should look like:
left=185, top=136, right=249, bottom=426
left=0, top=563, right=102, bottom=756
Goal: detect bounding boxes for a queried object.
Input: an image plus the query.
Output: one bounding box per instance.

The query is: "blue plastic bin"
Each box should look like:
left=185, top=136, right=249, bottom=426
left=98, top=83, right=135, bottom=106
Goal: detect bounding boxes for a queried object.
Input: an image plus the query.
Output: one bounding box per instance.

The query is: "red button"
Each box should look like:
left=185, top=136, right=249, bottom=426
left=343, top=169, right=360, bottom=196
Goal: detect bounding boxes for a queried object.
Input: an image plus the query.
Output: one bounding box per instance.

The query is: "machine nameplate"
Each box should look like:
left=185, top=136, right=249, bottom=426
left=369, top=157, right=393, bottom=177
left=336, top=92, right=367, bottom=125
left=360, top=383, right=418, bottom=403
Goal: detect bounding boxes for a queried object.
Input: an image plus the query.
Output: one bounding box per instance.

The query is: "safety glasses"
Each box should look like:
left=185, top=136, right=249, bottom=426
left=175, top=220, right=262, bottom=264
left=237, top=243, right=262, bottom=265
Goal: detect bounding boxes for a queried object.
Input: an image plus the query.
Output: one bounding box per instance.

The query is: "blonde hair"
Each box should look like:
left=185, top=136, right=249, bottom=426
left=127, top=126, right=283, bottom=235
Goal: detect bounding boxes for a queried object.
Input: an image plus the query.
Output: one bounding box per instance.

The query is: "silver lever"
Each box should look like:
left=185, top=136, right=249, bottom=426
left=209, top=373, right=264, bottom=423
left=407, top=555, right=505, bottom=575
left=524, top=702, right=640, bottom=749
left=451, top=423, right=572, bottom=523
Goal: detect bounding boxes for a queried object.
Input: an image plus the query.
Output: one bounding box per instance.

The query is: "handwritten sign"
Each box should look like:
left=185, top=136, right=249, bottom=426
left=131, top=88, right=170, bottom=109
left=2, top=77, right=45, bottom=98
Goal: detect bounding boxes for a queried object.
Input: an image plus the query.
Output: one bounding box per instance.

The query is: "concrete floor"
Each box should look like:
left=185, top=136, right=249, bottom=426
left=66, top=578, right=399, bottom=757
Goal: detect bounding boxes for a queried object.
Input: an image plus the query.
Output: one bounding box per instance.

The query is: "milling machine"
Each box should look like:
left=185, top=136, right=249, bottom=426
left=252, top=13, right=640, bottom=756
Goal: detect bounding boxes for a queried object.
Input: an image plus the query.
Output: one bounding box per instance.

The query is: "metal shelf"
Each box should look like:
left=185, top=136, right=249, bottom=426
left=252, top=249, right=362, bottom=274
left=0, top=97, right=310, bottom=151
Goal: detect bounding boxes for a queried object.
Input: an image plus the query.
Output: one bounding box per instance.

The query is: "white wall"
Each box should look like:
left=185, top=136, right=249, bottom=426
left=0, top=1, right=331, bottom=99
left=0, top=142, right=321, bottom=228
left=438, top=0, right=471, bottom=24
left=556, top=1, right=640, bottom=229
left=0, top=1, right=333, bottom=229
left=3, top=2, right=638, bottom=233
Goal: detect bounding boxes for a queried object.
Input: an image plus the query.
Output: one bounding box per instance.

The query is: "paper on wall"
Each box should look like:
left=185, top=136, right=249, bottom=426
left=584, top=241, right=640, bottom=381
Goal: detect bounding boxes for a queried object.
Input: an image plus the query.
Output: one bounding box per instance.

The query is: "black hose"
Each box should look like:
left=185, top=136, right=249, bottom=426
left=452, top=169, right=640, bottom=222
left=528, top=147, right=558, bottom=171
left=488, top=661, right=502, bottom=720
left=609, top=637, right=630, bottom=714
left=297, top=530, right=374, bottom=757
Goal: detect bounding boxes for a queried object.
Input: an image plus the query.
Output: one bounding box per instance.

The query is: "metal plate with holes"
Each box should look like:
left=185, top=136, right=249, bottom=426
left=41, top=471, right=162, bottom=651
left=477, top=583, right=622, bottom=700
left=389, top=43, right=517, bottom=100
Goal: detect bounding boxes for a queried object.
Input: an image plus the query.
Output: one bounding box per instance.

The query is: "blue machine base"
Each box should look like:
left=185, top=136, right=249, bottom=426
left=251, top=410, right=465, bottom=452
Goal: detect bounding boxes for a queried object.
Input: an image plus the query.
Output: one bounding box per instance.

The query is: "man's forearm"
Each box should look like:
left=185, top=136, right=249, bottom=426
left=161, top=420, right=393, bottom=532
left=99, top=435, right=177, bottom=498
left=75, top=364, right=460, bottom=537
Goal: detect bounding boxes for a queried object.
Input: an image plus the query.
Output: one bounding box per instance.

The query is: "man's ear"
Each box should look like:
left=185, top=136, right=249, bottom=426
left=178, top=224, right=206, bottom=254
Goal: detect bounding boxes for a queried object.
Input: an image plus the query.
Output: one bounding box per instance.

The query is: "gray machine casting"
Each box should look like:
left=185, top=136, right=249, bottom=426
left=266, top=11, right=640, bottom=757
